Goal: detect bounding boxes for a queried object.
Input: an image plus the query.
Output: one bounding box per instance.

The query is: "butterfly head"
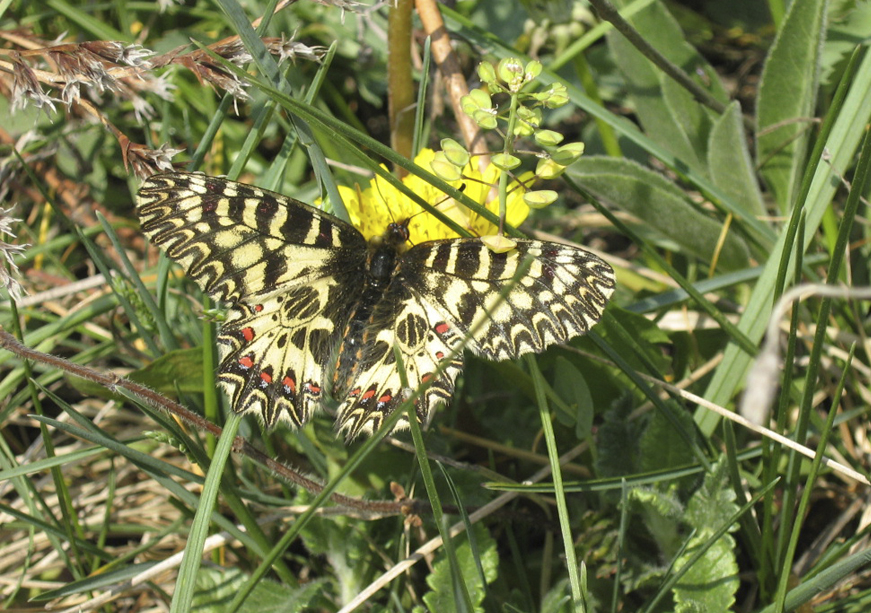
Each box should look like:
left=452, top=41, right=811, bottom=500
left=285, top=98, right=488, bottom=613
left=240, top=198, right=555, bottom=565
left=369, top=220, right=412, bottom=254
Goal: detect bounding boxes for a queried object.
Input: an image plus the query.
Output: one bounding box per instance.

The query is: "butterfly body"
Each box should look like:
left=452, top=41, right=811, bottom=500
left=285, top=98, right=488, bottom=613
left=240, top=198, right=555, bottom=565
left=137, top=171, right=615, bottom=438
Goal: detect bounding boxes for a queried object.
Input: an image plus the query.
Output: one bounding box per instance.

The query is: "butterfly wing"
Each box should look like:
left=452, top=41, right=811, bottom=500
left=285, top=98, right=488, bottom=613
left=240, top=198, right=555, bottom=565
left=334, top=238, right=615, bottom=438
left=402, top=238, right=615, bottom=359
left=334, top=281, right=465, bottom=439
left=136, top=171, right=367, bottom=427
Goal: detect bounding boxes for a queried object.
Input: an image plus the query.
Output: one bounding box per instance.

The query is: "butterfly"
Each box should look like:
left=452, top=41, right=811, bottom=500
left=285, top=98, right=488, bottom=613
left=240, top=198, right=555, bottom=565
left=136, top=171, right=615, bottom=439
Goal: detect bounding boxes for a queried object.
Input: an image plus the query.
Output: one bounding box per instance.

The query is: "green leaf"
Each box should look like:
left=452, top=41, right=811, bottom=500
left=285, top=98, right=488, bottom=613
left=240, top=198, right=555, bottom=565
left=755, top=0, right=826, bottom=211
left=638, top=406, right=696, bottom=478
left=552, top=356, right=594, bottom=440
left=630, top=487, right=684, bottom=558
left=595, top=396, right=641, bottom=481
left=661, top=72, right=712, bottom=166
left=569, top=156, right=750, bottom=269
left=821, top=0, right=871, bottom=89
left=128, top=347, right=205, bottom=395
left=606, top=0, right=728, bottom=176
left=421, top=523, right=498, bottom=613
left=192, top=566, right=327, bottom=612
left=299, top=513, right=371, bottom=602
left=674, top=462, right=739, bottom=612
left=700, top=48, right=871, bottom=434
left=708, top=101, right=767, bottom=218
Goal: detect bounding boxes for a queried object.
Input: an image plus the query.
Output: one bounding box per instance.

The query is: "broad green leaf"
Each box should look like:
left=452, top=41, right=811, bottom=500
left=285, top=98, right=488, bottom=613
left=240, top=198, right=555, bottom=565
left=192, top=566, right=326, bottom=612
left=661, top=72, right=712, bottom=164
left=595, top=396, right=640, bottom=481
left=630, top=487, right=684, bottom=558
left=128, top=347, right=205, bottom=395
left=638, top=406, right=696, bottom=478
left=569, top=156, right=750, bottom=269
left=299, top=513, right=371, bottom=603
left=674, top=462, right=739, bottom=612
left=755, top=0, right=826, bottom=211
left=606, top=0, right=728, bottom=176
left=821, top=0, right=871, bottom=89
left=708, top=101, right=767, bottom=219
left=552, top=356, right=594, bottom=440
left=700, top=49, right=871, bottom=434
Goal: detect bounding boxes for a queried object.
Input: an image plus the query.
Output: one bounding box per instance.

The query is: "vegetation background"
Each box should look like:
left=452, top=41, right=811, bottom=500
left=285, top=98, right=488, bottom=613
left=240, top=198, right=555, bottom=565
left=1, top=0, right=870, bottom=611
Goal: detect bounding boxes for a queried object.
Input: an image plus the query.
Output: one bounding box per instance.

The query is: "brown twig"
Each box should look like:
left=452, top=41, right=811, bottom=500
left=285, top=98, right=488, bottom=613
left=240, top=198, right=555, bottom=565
left=415, top=0, right=487, bottom=163
left=388, top=0, right=416, bottom=167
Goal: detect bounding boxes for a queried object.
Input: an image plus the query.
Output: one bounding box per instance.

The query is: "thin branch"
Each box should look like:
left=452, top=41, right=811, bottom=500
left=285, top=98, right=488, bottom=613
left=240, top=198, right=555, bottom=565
left=415, top=0, right=487, bottom=162
left=588, top=0, right=755, bottom=131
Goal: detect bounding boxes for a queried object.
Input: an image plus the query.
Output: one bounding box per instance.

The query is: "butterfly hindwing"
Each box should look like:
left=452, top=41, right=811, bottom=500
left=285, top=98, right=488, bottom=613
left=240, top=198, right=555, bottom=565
left=334, top=281, right=465, bottom=439
left=137, top=171, right=366, bottom=427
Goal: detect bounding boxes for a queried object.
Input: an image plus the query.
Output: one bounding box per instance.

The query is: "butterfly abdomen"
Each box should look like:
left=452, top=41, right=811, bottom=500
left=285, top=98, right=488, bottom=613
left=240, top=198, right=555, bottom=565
left=331, top=229, right=405, bottom=397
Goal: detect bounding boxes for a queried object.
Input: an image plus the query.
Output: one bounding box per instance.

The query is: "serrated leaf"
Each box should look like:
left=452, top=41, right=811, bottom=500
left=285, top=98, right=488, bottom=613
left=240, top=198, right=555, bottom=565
left=568, top=156, right=750, bottom=270
left=192, top=566, right=326, bottom=613
left=674, top=462, right=739, bottom=612
left=422, top=523, right=498, bottom=613
left=595, top=396, right=640, bottom=481
left=756, top=0, right=826, bottom=211
left=638, top=406, right=696, bottom=479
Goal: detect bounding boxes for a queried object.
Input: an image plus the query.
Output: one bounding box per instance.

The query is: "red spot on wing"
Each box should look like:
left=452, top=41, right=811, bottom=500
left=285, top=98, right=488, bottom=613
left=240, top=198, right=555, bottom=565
left=242, top=327, right=255, bottom=342
left=283, top=375, right=297, bottom=394
left=349, top=387, right=361, bottom=398
left=435, top=351, right=445, bottom=360
left=435, top=322, right=451, bottom=335
left=238, top=355, right=254, bottom=369
left=361, top=388, right=377, bottom=400
left=253, top=304, right=264, bottom=313
left=421, top=373, right=433, bottom=383
left=260, top=371, right=273, bottom=384
left=378, top=393, right=392, bottom=404
left=305, top=382, right=322, bottom=395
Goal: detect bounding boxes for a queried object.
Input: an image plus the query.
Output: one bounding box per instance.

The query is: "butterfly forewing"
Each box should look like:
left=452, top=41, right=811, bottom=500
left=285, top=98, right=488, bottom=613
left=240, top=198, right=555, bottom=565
left=399, top=239, right=615, bottom=360
left=137, top=172, right=366, bottom=302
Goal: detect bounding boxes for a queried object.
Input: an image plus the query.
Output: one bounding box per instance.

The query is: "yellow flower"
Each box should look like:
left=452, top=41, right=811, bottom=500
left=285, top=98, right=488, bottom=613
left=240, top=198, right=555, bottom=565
left=336, top=148, right=532, bottom=245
